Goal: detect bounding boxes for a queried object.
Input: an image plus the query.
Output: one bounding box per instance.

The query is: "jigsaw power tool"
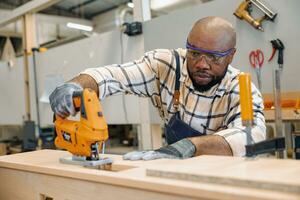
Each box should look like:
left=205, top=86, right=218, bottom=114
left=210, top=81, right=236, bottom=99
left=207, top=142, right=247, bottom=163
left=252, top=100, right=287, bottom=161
left=54, top=88, right=113, bottom=167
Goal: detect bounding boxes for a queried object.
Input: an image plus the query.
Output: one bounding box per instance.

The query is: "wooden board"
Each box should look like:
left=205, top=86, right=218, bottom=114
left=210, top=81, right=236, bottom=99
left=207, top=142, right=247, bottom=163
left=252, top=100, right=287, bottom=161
left=264, top=109, right=300, bottom=121
left=146, top=156, right=300, bottom=194
left=0, top=150, right=300, bottom=200
left=263, top=91, right=300, bottom=121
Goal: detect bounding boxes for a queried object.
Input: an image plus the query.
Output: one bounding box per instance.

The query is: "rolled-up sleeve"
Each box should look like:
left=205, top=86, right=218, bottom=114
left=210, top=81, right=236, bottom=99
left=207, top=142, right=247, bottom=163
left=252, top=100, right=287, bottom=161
left=214, top=81, right=266, bottom=156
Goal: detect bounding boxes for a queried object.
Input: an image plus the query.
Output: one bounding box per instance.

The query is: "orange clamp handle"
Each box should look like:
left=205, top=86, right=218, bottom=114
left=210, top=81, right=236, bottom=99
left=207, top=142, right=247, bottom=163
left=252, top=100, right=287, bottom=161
left=239, top=73, right=253, bottom=122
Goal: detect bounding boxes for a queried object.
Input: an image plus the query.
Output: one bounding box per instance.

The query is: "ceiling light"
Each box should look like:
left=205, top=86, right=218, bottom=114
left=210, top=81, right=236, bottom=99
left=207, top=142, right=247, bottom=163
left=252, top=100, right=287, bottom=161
left=66, top=22, right=93, bottom=32
left=151, top=0, right=181, bottom=10
left=127, top=2, right=134, bottom=8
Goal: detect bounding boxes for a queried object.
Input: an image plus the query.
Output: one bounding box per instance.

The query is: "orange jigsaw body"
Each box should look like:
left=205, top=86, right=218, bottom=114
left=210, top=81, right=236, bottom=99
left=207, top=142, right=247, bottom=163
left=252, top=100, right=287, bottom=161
left=54, top=89, right=108, bottom=158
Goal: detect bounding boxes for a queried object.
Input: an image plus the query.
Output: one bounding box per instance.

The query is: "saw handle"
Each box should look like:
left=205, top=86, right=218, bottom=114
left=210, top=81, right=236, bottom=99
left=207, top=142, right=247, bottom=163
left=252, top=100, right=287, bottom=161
left=269, top=39, right=284, bottom=66
left=52, top=90, right=83, bottom=122
left=73, top=90, right=82, bottom=112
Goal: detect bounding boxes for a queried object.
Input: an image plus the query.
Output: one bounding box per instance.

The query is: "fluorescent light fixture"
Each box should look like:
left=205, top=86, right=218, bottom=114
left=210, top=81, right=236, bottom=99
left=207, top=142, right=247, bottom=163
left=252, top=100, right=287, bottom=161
left=127, top=2, right=134, bottom=8
left=66, top=22, right=93, bottom=32
left=151, top=0, right=181, bottom=10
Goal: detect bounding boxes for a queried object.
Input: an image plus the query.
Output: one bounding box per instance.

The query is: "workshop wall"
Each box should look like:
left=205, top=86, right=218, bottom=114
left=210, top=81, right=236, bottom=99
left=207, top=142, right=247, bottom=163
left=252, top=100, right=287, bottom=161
left=144, top=0, right=300, bottom=92
left=0, top=29, right=142, bottom=125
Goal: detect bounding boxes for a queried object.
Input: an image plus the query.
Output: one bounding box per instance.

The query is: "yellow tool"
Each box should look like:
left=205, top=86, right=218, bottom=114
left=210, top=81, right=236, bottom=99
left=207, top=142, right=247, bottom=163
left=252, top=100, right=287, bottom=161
left=239, top=73, right=254, bottom=126
left=54, top=88, right=113, bottom=167
left=234, top=0, right=277, bottom=31
left=239, top=73, right=254, bottom=146
left=239, top=73, right=285, bottom=157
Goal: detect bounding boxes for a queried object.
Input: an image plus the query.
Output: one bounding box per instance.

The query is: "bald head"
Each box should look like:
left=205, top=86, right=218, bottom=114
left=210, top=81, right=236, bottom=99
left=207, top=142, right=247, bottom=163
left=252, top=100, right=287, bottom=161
left=188, top=16, right=236, bottom=51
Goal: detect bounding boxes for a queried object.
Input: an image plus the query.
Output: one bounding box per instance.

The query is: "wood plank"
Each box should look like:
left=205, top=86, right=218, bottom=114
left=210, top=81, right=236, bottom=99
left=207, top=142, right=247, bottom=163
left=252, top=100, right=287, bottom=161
left=263, top=91, right=300, bottom=102
left=264, top=109, right=300, bottom=121
left=262, top=91, right=300, bottom=121
left=146, top=156, right=300, bottom=188
left=0, top=143, right=7, bottom=155
left=147, top=167, right=300, bottom=194
left=0, top=167, right=199, bottom=200
left=0, top=150, right=300, bottom=200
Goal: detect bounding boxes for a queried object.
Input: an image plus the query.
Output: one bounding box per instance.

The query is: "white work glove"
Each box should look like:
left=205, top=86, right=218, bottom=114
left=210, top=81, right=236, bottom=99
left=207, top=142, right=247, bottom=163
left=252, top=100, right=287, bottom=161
left=123, top=138, right=196, bottom=161
left=49, top=82, right=83, bottom=118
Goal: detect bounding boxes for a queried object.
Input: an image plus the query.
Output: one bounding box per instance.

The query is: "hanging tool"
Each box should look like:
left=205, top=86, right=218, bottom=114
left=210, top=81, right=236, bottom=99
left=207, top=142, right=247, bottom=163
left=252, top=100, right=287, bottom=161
left=233, top=0, right=277, bottom=31
left=249, top=49, right=264, bottom=91
left=268, top=39, right=284, bottom=69
left=268, top=38, right=285, bottom=158
left=239, top=73, right=286, bottom=158
left=54, top=89, right=113, bottom=167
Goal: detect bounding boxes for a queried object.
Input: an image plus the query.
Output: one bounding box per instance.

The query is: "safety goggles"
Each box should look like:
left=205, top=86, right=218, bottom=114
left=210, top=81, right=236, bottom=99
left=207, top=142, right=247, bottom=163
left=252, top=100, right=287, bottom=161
left=186, top=40, right=235, bottom=64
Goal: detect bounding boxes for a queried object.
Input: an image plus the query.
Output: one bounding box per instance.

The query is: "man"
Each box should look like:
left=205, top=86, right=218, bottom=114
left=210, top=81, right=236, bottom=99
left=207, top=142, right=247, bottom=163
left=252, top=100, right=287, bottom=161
left=50, top=16, right=266, bottom=161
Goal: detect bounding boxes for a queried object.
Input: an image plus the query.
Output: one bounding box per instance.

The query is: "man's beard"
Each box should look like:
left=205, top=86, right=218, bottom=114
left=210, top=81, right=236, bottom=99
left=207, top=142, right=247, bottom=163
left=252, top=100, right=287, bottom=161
left=188, top=67, right=228, bottom=92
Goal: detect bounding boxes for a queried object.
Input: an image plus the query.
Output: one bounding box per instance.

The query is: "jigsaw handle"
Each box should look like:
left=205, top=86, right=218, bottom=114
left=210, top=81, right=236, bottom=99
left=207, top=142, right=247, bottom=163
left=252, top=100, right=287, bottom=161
left=73, top=91, right=82, bottom=111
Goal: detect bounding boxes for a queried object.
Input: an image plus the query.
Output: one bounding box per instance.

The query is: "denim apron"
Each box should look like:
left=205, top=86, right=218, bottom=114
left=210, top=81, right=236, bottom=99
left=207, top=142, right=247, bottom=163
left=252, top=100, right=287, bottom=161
left=164, top=50, right=206, bottom=145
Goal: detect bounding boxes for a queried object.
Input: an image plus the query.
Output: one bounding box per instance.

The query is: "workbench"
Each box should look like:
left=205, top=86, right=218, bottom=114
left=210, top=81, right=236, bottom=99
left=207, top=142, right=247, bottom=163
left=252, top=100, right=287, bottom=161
left=0, top=150, right=299, bottom=200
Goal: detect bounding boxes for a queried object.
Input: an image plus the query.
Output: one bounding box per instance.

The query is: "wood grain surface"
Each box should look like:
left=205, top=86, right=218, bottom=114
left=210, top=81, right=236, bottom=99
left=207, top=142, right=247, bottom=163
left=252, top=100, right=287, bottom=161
left=0, top=150, right=300, bottom=200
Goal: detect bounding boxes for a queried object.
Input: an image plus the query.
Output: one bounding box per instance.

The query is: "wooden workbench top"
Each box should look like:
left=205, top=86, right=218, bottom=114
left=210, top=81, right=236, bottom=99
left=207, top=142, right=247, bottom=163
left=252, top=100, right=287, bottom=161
left=0, top=150, right=300, bottom=200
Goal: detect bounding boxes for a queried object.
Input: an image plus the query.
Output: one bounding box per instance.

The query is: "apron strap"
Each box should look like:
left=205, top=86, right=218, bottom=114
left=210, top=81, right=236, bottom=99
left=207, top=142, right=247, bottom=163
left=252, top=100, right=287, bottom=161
left=173, top=50, right=180, bottom=110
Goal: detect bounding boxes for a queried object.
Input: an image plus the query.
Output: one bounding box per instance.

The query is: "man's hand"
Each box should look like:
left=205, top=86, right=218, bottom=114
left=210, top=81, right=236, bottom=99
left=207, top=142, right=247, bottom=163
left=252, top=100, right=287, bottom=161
left=49, top=82, right=83, bottom=118
left=123, top=138, right=196, bottom=161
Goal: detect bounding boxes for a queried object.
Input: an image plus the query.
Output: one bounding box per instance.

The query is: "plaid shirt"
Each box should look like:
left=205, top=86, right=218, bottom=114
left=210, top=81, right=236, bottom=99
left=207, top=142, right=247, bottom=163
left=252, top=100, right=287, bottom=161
left=81, top=48, right=266, bottom=156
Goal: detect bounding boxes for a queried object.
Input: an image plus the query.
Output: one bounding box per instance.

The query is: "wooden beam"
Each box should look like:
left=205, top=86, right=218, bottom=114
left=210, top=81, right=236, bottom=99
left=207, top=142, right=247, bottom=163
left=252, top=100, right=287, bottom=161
left=22, top=13, right=37, bottom=121
left=133, top=0, right=151, bottom=21
left=0, top=31, right=22, bottom=38
left=0, top=0, right=62, bottom=28
left=22, top=14, right=37, bottom=54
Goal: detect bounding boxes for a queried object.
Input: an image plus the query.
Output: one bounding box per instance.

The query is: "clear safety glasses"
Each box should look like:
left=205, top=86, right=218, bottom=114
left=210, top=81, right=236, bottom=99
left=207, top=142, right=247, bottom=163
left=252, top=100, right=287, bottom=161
left=186, top=40, right=235, bottom=65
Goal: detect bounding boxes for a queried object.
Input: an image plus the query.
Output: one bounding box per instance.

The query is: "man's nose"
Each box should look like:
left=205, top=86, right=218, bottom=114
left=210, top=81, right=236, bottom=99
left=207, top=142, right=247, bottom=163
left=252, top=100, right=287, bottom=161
left=194, top=56, right=210, bottom=70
